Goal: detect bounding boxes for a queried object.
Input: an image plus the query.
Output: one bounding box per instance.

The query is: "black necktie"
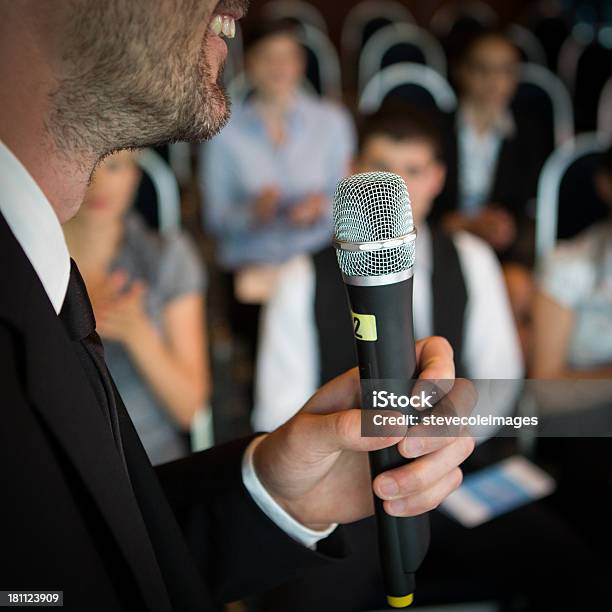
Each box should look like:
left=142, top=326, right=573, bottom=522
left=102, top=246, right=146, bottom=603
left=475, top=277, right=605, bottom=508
left=59, top=259, right=128, bottom=473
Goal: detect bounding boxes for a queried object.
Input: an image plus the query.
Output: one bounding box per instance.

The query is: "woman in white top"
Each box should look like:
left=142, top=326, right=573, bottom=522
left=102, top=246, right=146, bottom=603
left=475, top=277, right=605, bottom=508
left=532, top=147, right=612, bottom=381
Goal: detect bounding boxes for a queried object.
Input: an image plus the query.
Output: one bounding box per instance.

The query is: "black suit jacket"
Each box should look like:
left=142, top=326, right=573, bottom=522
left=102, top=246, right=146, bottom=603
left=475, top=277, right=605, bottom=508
left=0, top=213, right=345, bottom=611
left=432, top=110, right=547, bottom=224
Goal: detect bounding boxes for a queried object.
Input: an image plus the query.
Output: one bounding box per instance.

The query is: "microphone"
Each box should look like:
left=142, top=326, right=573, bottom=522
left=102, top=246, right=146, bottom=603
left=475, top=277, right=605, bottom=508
left=332, top=171, right=430, bottom=608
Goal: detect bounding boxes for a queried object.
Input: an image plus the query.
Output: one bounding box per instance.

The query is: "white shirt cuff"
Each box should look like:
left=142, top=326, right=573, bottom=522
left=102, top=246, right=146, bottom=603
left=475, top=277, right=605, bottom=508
left=241, top=434, right=338, bottom=549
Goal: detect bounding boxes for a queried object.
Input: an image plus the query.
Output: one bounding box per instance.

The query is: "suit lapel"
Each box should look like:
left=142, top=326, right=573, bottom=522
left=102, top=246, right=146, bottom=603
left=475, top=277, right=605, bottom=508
left=21, top=261, right=173, bottom=612
left=490, top=135, right=514, bottom=205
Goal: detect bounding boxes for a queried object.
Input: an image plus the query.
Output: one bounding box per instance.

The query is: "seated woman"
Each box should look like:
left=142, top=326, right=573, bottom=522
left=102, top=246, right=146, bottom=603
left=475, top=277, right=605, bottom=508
left=532, top=145, right=612, bottom=386
left=532, top=145, right=612, bottom=558
left=199, top=19, right=355, bottom=395
left=64, top=151, right=210, bottom=465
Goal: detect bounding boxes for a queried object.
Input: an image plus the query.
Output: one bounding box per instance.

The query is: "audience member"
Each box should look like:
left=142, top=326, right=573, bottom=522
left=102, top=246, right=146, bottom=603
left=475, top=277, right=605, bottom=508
left=254, top=108, right=523, bottom=432
left=199, top=19, right=355, bottom=389
left=64, top=151, right=209, bottom=464
left=532, top=145, right=612, bottom=382
left=532, top=145, right=612, bottom=557
left=435, top=29, right=542, bottom=257
left=433, top=30, right=549, bottom=356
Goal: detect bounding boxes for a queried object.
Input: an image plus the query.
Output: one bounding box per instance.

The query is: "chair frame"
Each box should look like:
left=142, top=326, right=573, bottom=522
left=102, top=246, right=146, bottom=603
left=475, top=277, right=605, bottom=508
left=341, top=0, right=414, bottom=63
left=557, top=25, right=593, bottom=93
left=136, top=149, right=181, bottom=235
left=429, top=0, right=498, bottom=38
left=507, top=23, right=548, bottom=66
left=518, top=62, right=574, bottom=147
left=299, top=23, right=342, bottom=100
left=535, top=132, right=611, bottom=261
left=358, top=22, right=447, bottom=95
left=358, top=62, right=457, bottom=114
left=597, top=75, right=612, bottom=137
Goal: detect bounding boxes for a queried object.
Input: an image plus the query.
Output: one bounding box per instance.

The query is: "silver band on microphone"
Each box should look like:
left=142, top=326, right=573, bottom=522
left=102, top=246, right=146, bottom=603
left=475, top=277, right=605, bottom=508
left=332, top=228, right=417, bottom=253
left=340, top=268, right=414, bottom=286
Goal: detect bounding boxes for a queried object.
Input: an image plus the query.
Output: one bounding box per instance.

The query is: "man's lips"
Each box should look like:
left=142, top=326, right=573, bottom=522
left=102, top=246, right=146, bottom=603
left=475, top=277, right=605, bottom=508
left=214, top=0, right=249, bottom=21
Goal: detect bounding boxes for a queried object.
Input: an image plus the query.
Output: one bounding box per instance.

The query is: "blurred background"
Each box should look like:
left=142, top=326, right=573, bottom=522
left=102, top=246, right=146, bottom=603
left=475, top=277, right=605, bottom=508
left=69, top=0, right=612, bottom=609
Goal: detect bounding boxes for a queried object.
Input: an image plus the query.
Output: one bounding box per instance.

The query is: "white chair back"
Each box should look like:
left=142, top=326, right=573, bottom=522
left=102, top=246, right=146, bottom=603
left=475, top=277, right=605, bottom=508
left=518, top=63, right=574, bottom=146
left=535, top=132, right=610, bottom=261
left=359, top=63, right=457, bottom=114
left=358, top=23, right=447, bottom=95
left=300, top=24, right=342, bottom=99
left=136, top=149, right=181, bottom=235
left=342, top=0, right=414, bottom=63
left=507, top=24, right=548, bottom=66
left=598, top=76, right=612, bottom=137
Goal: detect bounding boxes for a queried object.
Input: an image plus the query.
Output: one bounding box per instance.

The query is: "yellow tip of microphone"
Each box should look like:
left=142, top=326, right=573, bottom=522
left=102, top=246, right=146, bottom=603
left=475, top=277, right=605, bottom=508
left=387, top=593, right=414, bottom=608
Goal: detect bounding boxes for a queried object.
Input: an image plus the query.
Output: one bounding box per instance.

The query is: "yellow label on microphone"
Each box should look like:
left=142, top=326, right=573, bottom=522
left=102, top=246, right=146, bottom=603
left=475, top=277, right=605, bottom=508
left=351, top=311, right=377, bottom=341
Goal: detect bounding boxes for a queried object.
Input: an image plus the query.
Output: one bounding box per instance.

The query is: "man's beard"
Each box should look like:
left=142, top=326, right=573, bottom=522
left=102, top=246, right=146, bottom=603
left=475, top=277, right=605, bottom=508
left=46, top=0, right=233, bottom=160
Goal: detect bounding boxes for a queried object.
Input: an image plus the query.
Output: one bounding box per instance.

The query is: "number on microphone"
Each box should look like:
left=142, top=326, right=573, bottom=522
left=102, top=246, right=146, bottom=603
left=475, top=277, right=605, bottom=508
left=351, top=311, right=378, bottom=341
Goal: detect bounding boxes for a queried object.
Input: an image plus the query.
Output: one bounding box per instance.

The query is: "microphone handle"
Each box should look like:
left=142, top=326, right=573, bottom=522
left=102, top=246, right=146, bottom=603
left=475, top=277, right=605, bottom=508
left=345, top=278, right=430, bottom=607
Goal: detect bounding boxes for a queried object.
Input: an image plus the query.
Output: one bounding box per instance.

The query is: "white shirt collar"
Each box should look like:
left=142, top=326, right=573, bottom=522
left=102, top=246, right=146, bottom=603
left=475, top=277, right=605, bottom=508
left=0, top=140, right=70, bottom=314
left=456, top=105, right=516, bottom=140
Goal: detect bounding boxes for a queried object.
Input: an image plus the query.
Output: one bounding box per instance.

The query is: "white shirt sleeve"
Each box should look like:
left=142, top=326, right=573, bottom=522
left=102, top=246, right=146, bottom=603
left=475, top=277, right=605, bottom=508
left=454, top=232, right=524, bottom=438
left=241, top=435, right=337, bottom=549
left=253, top=256, right=319, bottom=432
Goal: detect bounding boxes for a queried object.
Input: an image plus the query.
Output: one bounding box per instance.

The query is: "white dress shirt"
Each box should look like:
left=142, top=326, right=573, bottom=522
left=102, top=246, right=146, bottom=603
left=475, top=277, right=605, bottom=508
left=254, top=225, right=524, bottom=435
left=456, top=107, right=515, bottom=214
left=0, top=140, right=331, bottom=549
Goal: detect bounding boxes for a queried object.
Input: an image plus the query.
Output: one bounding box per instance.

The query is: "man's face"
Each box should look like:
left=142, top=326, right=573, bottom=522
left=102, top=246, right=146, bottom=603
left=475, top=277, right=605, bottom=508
left=80, top=151, right=140, bottom=223
left=246, top=34, right=305, bottom=101
left=355, top=135, right=446, bottom=226
left=458, top=36, right=519, bottom=112
left=47, top=0, right=248, bottom=156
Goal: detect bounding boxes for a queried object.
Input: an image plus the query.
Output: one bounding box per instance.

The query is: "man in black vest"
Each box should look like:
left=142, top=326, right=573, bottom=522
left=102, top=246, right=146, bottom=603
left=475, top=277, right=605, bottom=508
left=255, top=108, right=523, bottom=432
left=253, top=109, right=609, bottom=610
left=0, top=3, right=476, bottom=610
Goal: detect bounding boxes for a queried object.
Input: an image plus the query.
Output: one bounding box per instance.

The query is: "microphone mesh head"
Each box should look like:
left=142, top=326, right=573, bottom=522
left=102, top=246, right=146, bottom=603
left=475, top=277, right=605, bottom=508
left=333, top=172, right=415, bottom=277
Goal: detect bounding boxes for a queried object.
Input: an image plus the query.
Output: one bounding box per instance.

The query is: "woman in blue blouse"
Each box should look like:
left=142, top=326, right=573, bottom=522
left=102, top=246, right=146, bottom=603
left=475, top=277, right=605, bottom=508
left=199, top=20, right=355, bottom=395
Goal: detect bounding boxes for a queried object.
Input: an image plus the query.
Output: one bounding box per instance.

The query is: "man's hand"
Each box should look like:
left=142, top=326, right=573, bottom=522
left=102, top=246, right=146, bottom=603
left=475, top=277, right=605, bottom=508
left=253, top=337, right=476, bottom=530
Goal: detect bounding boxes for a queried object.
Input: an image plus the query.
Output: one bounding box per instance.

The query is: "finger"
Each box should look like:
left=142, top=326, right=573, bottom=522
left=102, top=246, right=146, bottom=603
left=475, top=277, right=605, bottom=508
left=301, top=367, right=362, bottom=415
left=383, top=467, right=464, bottom=516
left=415, top=336, right=454, bottom=381
left=402, top=378, right=478, bottom=443
left=398, top=435, right=458, bottom=459
left=107, top=270, right=129, bottom=295
left=373, top=436, right=474, bottom=500
left=293, top=409, right=402, bottom=456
